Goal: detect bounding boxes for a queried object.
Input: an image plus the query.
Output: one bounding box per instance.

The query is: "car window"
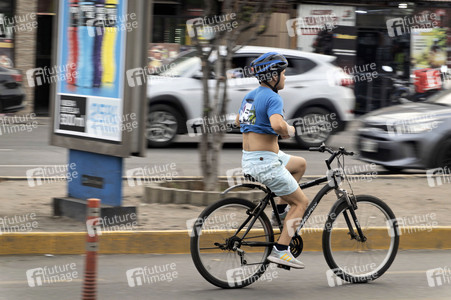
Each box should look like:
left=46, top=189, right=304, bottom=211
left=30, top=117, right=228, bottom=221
left=285, top=58, right=317, bottom=76
left=158, top=52, right=200, bottom=77
left=231, top=56, right=248, bottom=70
left=232, top=54, right=317, bottom=77
left=224, top=56, right=253, bottom=79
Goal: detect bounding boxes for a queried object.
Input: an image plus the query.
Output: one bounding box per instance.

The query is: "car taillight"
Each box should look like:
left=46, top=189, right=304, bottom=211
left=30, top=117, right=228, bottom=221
left=341, top=77, right=354, bottom=87
left=12, top=73, right=22, bottom=82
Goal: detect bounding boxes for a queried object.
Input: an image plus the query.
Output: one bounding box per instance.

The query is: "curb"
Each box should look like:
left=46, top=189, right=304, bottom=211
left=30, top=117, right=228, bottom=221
left=1, top=227, right=450, bottom=255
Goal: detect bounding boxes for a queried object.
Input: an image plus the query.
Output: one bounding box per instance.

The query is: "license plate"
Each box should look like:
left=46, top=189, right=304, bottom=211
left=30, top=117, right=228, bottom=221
left=361, top=139, right=378, bottom=153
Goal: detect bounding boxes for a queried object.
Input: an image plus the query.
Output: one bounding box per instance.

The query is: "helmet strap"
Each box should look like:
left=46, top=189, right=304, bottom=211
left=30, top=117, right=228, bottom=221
left=262, top=71, right=281, bottom=93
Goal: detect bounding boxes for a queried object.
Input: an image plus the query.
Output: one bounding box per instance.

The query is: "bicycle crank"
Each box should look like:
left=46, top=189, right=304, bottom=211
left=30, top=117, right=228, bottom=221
left=289, top=235, right=303, bottom=258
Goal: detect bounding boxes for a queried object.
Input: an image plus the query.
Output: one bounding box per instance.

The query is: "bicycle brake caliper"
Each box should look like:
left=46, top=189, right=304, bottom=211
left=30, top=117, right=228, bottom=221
left=336, top=189, right=357, bottom=210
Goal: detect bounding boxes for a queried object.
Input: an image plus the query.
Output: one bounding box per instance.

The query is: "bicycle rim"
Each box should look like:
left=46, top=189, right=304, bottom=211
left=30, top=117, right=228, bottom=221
left=324, top=196, right=399, bottom=283
left=191, top=198, right=273, bottom=288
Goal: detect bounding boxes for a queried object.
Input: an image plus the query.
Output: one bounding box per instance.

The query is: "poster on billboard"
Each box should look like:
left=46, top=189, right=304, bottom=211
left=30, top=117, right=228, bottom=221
left=410, top=8, right=451, bottom=90
left=410, top=8, right=449, bottom=70
left=411, top=28, right=447, bottom=70
left=53, top=0, right=127, bottom=142
left=295, top=4, right=355, bottom=53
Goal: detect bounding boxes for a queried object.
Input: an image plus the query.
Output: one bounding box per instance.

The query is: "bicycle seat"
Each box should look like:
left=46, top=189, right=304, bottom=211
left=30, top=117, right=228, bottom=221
left=244, top=174, right=257, bottom=182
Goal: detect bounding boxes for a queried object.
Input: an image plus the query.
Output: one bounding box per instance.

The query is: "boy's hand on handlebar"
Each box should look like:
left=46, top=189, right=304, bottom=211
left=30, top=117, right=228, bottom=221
left=281, top=125, right=295, bottom=139
left=288, top=125, right=296, bottom=137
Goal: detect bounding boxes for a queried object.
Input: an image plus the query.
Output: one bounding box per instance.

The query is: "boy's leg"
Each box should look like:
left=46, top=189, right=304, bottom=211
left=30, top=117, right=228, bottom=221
left=278, top=187, right=309, bottom=245
left=276, top=155, right=307, bottom=206
left=267, top=185, right=309, bottom=269
left=286, top=156, right=307, bottom=181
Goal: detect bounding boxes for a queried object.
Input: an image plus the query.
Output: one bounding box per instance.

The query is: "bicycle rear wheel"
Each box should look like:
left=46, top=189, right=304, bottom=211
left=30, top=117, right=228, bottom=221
left=322, top=195, right=399, bottom=284
left=190, top=198, right=274, bottom=289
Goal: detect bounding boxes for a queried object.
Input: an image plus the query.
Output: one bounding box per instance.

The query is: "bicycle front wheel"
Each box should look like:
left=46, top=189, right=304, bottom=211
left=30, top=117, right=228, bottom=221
left=323, top=195, right=399, bottom=284
left=190, top=197, right=274, bottom=289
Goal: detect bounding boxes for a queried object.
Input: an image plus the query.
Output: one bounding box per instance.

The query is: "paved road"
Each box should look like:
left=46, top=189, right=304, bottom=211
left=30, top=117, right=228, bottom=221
left=0, top=121, right=422, bottom=177
left=0, top=250, right=450, bottom=300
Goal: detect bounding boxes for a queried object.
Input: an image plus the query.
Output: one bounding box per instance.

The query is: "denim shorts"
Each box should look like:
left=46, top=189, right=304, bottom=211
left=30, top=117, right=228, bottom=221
left=241, top=150, right=299, bottom=196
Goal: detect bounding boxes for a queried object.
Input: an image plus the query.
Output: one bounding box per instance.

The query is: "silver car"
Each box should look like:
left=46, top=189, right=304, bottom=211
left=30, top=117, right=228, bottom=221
left=357, top=89, right=451, bottom=171
left=146, top=46, right=355, bottom=148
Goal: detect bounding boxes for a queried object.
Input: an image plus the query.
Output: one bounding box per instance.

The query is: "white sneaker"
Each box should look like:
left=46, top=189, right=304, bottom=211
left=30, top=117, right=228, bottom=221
left=267, top=246, right=305, bottom=269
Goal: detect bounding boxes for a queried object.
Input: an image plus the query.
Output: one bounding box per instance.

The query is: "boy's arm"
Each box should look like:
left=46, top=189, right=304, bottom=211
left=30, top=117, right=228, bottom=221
left=269, top=114, right=295, bottom=138
left=235, top=113, right=240, bottom=127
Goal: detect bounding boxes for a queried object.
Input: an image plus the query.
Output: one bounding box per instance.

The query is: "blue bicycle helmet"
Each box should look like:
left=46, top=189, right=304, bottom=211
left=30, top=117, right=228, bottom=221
left=250, top=52, right=288, bottom=93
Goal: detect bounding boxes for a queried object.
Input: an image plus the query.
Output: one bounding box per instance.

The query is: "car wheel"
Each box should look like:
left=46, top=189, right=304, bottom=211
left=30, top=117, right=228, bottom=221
left=435, top=138, right=451, bottom=169
left=146, top=104, right=181, bottom=148
left=293, top=107, right=338, bottom=149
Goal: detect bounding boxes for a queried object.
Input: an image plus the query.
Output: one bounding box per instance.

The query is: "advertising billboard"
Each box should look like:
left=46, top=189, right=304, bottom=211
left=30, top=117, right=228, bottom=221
left=54, top=0, right=127, bottom=142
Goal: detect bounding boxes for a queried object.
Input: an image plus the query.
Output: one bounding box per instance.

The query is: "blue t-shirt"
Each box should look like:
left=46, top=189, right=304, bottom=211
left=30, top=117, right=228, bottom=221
left=238, top=86, right=284, bottom=135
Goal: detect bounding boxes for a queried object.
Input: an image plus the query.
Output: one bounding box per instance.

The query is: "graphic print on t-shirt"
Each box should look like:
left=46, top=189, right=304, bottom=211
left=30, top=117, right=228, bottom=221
left=239, top=100, right=256, bottom=125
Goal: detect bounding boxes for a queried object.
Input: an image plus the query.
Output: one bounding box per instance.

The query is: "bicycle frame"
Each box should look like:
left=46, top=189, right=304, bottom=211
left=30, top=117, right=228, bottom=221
left=193, top=145, right=398, bottom=288
left=221, top=152, right=367, bottom=248
left=222, top=176, right=333, bottom=247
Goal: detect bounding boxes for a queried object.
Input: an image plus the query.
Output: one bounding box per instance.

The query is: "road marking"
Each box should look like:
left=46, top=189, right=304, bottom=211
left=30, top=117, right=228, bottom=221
left=385, top=270, right=430, bottom=274
left=0, top=149, right=12, bottom=151
left=0, top=278, right=106, bottom=285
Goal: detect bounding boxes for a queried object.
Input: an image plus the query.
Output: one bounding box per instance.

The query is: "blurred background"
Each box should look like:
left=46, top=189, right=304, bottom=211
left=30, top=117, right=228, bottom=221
left=1, top=0, right=449, bottom=116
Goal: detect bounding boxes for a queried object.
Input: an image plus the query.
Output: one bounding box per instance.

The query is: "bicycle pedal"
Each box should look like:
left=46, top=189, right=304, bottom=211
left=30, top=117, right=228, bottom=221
left=277, top=264, right=291, bottom=271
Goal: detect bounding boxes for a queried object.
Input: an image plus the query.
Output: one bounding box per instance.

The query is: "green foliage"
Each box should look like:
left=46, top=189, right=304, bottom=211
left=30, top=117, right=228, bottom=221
left=256, top=25, right=266, bottom=35
left=240, top=6, right=254, bottom=22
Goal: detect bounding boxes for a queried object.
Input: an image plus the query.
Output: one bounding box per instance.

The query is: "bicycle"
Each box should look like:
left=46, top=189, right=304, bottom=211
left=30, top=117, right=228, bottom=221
left=190, top=144, right=400, bottom=289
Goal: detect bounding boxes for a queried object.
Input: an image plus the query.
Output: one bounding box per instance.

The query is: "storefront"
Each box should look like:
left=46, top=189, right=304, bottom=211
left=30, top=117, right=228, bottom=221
left=33, top=0, right=56, bottom=115
left=292, top=1, right=451, bottom=114
left=0, top=0, right=55, bottom=115
left=354, top=3, right=451, bottom=113
left=10, top=0, right=451, bottom=115
left=0, top=0, right=16, bottom=68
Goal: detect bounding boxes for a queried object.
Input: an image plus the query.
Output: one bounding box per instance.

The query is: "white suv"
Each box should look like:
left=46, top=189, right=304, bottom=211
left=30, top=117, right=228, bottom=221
left=146, top=46, right=355, bottom=148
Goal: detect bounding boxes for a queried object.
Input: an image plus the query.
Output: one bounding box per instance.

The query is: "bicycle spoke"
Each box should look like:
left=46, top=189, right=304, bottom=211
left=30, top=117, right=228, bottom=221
left=191, top=198, right=273, bottom=288
left=324, top=196, right=399, bottom=283
left=241, top=234, right=271, bottom=240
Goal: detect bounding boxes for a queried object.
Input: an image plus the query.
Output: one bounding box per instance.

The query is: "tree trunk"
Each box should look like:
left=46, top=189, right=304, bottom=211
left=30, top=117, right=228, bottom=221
left=196, top=0, right=275, bottom=191
left=199, top=53, right=214, bottom=190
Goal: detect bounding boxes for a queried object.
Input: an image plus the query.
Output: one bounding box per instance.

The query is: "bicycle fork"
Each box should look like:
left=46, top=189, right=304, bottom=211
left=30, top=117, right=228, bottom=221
left=336, top=189, right=367, bottom=242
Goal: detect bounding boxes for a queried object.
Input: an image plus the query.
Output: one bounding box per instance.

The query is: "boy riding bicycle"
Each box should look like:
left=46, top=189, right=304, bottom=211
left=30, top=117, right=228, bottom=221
left=235, top=52, right=309, bottom=269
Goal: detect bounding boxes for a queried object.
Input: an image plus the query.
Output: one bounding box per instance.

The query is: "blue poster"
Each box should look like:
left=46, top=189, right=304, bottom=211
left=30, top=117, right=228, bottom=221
left=54, top=0, right=127, bottom=142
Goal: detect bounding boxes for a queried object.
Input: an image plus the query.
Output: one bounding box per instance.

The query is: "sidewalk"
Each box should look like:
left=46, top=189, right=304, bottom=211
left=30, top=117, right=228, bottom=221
left=1, top=176, right=450, bottom=254
left=1, top=176, right=449, bottom=231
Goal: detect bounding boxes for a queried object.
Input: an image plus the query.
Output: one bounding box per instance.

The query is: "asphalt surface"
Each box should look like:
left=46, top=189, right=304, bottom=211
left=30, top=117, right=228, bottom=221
left=0, top=250, right=450, bottom=300
left=0, top=119, right=447, bottom=299
left=0, top=120, right=423, bottom=177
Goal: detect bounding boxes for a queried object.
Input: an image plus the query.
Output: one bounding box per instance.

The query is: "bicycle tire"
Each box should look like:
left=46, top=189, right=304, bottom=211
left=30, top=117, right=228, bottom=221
left=190, top=197, right=274, bottom=289
left=322, top=195, right=399, bottom=284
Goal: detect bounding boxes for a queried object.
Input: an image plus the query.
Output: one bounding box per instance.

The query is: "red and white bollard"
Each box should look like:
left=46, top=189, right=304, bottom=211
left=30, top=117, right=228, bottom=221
left=82, top=198, right=100, bottom=300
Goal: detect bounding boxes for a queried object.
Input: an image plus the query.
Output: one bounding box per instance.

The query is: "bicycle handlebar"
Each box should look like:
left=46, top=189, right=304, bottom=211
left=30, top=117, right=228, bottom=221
left=309, top=143, right=354, bottom=161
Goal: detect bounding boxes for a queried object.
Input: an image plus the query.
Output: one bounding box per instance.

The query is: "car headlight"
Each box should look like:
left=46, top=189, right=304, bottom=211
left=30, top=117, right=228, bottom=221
left=387, top=120, right=442, bottom=135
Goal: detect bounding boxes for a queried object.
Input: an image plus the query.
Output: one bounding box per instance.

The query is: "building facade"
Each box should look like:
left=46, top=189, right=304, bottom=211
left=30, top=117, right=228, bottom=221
left=5, top=0, right=451, bottom=115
